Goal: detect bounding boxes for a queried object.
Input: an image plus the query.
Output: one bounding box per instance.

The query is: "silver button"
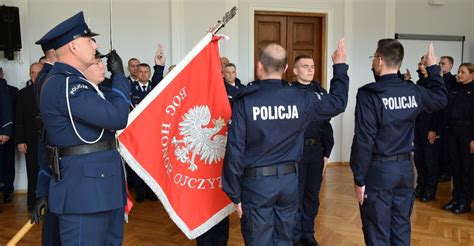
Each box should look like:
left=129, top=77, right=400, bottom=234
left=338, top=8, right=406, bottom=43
left=101, top=174, right=105, bottom=178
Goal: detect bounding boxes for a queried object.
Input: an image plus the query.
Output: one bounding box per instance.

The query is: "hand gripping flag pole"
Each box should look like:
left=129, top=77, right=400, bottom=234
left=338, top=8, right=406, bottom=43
left=117, top=6, right=237, bottom=239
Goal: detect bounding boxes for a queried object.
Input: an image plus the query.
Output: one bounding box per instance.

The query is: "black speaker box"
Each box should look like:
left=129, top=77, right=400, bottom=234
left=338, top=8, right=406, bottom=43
left=0, top=6, right=21, bottom=60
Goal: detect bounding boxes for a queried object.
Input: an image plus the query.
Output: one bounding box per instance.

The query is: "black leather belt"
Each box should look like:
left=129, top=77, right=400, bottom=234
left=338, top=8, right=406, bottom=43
left=372, top=153, right=411, bottom=161
left=58, top=140, right=118, bottom=157
left=244, top=163, right=296, bottom=177
left=304, top=138, right=319, bottom=146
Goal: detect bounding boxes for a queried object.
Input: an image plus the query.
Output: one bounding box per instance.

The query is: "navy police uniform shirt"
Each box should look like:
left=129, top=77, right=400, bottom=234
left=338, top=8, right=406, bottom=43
left=446, top=80, right=474, bottom=136
left=0, top=78, right=13, bottom=136
left=40, top=61, right=130, bottom=214
left=224, top=78, right=245, bottom=106
left=291, top=81, right=334, bottom=157
left=223, top=64, right=349, bottom=204
left=415, top=71, right=443, bottom=133
left=350, top=65, right=448, bottom=187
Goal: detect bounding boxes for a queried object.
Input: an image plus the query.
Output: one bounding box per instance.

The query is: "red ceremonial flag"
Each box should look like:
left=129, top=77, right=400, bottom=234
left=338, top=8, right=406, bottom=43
left=118, top=34, right=233, bottom=239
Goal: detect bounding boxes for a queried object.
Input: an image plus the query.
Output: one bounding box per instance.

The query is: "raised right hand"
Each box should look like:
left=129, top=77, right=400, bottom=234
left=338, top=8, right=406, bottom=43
left=332, top=38, right=346, bottom=64
left=424, top=43, right=437, bottom=67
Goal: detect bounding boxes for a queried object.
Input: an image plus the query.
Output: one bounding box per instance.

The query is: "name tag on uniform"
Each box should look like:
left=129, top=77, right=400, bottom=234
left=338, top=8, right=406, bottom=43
left=252, top=105, right=299, bottom=120
left=381, top=96, right=418, bottom=110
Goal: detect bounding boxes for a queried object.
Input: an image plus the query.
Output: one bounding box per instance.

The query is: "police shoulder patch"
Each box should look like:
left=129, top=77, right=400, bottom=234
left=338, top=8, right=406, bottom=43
left=69, top=79, right=90, bottom=95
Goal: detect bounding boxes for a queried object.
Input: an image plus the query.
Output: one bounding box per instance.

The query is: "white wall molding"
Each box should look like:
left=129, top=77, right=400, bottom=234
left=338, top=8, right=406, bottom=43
left=171, top=0, right=185, bottom=64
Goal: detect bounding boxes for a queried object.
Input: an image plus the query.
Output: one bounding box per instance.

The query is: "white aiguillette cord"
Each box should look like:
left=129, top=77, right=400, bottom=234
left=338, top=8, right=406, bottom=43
left=65, top=76, right=104, bottom=144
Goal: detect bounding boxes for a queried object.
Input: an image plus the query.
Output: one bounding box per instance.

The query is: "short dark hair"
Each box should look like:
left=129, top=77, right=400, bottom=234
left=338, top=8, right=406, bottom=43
left=38, top=56, right=46, bottom=62
left=375, top=39, right=404, bottom=68
left=259, top=43, right=287, bottom=73
left=294, top=54, right=312, bottom=64
left=128, top=58, right=139, bottom=65
left=138, top=63, right=150, bottom=70
left=224, top=63, right=236, bottom=69
left=440, top=56, right=454, bottom=65
left=460, top=62, right=474, bottom=73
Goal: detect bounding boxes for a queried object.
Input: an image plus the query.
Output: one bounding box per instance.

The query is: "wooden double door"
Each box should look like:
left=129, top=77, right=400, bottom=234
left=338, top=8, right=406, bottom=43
left=255, top=11, right=326, bottom=85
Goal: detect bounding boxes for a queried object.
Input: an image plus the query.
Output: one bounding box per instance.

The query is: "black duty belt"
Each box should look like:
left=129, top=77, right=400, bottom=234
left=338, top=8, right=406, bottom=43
left=58, top=139, right=118, bottom=157
left=244, top=162, right=296, bottom=177
left=304, top=138, right=319, bottom=146
left=372, top=153, right=411, bottom=162
left=450, top=120, right=471, bottom=127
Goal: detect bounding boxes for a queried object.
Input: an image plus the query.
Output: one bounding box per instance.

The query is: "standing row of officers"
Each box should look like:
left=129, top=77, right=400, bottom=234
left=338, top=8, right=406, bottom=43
left=0, top=10, right=473, bottom=246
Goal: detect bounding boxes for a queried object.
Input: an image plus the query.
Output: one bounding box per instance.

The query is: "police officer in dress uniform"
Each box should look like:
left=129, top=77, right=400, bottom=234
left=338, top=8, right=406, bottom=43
left=31, top=39, right=61, bottom=246
left=290, top=55, right=334, bottom=246
left=443, top=62, right=474, bottom=214
left=222, top=39, right=349, bottom=245
left=350, top=40, right=447, bottom=246
left=34, top=12, right=130, bottom=245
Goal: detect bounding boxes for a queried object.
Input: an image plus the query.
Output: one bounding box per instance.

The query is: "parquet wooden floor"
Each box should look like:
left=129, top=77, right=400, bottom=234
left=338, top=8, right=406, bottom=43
left=1, top=165, right=473, bottom=245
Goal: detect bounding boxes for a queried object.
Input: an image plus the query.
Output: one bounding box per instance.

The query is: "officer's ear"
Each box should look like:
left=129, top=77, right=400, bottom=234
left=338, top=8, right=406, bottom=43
left=68, top=40, right=78, bottom=56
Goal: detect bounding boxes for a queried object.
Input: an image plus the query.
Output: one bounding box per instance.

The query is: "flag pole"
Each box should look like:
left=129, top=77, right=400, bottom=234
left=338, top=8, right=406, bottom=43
left=209, top=6, right=237, bottom=35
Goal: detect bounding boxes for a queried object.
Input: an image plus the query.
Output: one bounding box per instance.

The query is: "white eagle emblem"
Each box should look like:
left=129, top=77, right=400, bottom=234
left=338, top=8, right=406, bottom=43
left=172, top=105, right=227, bottom=171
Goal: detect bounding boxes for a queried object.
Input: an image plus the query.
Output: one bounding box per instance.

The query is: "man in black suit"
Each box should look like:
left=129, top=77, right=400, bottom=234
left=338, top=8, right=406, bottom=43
left=15, top=62, right=43, bottom=210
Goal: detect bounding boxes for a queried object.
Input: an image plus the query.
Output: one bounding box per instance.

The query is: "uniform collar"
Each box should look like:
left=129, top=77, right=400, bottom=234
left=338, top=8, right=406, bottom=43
left=52, top=61, right=86, bottom=79
left=378, top=73, right=401, bottom=82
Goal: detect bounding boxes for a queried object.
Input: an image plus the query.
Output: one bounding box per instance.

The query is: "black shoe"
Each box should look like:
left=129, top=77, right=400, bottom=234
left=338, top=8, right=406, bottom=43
left=414, top=187, right=424, bottom=198
left=452, top=203, right=471, bottom=214
left=135, top=193, right=145, bottom=203
left=3, top=192, right=13, bottom=203
left=442, top=199, right=458, bottom=211
left=419, top=192, right=436, bottom=202
left=438, top=174, right=451, bottom=182
left=300, top=237, right=319, bottom=246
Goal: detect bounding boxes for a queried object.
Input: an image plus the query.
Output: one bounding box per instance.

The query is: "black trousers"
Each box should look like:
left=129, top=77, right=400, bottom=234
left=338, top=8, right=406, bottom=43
left=196, top=217, right=229, bottom=246
left=0, top=139, right=15, bottom=194
left=294, top=143, right=324, bottom=241
left=360, top=160, right=415, bottom=246
left=413, top=123, right=440, bottom=194
left=24, top=141, right=39, bottom=208
left=448, top=127, right=474, bottom=204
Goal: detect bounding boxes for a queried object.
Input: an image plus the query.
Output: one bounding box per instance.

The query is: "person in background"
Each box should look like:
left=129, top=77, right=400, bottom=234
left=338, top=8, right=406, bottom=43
left=15, top=62, right=43, bottom=210
left=443, top=62, right=474, bottom=214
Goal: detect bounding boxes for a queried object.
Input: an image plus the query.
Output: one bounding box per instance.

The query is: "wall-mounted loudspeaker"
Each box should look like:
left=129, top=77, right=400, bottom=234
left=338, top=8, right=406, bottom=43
left=0, top=6, right=21, bottom=60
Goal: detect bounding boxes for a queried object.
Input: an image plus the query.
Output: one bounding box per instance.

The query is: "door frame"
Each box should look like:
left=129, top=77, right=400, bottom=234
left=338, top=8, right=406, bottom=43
left=249, top=4, right=334, bottom=86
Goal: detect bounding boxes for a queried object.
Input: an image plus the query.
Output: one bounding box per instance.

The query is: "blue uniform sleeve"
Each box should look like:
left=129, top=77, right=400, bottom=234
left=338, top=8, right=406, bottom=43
left=68, top=74, right=130, bottom=130
left=222, top=98, right=247, bottom=204
left=151, top=65, right=164, bottom=87
left=0, top=81, right=13, bottom=136
left=418, top=65, right=448, bottom=114
left=306, top=64, right=349, bottom=120
left=350, top=89, right=378, bottom=187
